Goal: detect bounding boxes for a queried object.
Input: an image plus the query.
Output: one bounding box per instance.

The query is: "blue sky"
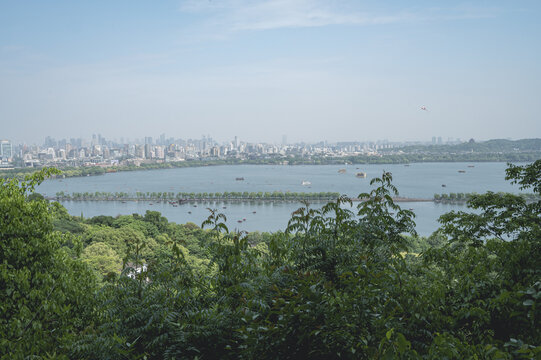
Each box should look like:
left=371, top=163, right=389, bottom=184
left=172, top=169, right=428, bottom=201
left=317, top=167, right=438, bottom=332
left=1, top=0, right=540, bottom=144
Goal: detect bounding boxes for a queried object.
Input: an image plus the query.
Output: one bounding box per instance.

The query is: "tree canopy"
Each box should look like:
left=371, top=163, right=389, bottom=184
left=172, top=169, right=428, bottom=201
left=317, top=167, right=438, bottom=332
left=1, top=162, right=540, bottom=359
left=0, top=169, right=97, bottom=358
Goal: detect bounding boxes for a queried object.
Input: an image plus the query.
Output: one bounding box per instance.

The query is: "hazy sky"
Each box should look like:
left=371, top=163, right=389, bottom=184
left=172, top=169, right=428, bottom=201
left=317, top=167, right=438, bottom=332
left=1, top=0, right=540, bottom=144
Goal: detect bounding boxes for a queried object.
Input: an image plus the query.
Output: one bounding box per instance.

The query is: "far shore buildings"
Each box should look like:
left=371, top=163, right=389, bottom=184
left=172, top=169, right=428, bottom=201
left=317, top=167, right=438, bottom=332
left=6, top=134, right=430, bottom=169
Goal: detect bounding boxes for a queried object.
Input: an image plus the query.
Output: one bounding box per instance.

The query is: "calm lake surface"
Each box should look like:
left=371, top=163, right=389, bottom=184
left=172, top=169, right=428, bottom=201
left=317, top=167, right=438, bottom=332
left=37, top=163, right=523, bottom=236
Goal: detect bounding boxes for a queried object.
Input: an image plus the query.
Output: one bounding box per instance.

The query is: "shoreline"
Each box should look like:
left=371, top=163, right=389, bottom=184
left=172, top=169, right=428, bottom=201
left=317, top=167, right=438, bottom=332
left=3, top=153, right=540, bottom=180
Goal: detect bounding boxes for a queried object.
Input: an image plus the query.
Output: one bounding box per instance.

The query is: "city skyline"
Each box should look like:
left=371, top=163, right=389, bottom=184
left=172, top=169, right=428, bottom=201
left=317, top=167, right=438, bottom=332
left=1, top=1, right=540, bottom=144
left=4, top=131, right=479, bottom=147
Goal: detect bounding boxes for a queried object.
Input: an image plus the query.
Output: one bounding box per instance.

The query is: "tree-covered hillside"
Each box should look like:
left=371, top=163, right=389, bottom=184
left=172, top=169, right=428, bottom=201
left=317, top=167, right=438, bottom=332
left=393, top=138, right=541, bottom=154
left=1, top=162, right=540, bottom=359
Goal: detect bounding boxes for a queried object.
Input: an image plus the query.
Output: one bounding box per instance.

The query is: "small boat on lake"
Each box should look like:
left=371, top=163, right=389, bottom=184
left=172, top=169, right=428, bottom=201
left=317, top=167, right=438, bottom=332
left=442, top=184, right=447, bottom=187
left=236, top=177, right=245, bottom=181
left=458, top=170, right=466, bottom=173
left=338, top=169, right=346, bottom=174
left=468, top=165, right=475, bottom=168
left=301, top=180, right=311, bottom=186
left=356, top=172, right=367, bottom=178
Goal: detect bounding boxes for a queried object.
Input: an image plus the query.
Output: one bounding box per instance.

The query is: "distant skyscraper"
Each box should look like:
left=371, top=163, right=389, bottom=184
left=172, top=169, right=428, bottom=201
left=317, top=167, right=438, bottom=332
left=155, top=146, right=165, bottom=159
left=432, top=136, right=436, bottom=144
left=144, top=144, right=152, bottom=159
left=145, top=136, right=153, bottom=145
left=44, top=136, right=56, bottom=148
left=1, top=140, right=13, bottom=161
left=135, top=145, right=144, bottom=158
left=234, top=136, right=239, bottom=149
left=437, top=137, right=443, bottom=144
left=282, top=135, right=287, bottom=146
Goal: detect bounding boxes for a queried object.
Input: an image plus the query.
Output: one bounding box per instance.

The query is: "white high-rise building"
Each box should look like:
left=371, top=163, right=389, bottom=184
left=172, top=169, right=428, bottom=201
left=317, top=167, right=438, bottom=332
left=0, top=140, right=12, bottom=161
left=155, top=146, right=165, bottom=159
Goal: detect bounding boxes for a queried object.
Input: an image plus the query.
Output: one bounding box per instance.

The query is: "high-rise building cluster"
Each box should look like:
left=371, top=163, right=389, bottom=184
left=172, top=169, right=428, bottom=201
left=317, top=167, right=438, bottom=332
left=2, top=134, right=410, bottom=169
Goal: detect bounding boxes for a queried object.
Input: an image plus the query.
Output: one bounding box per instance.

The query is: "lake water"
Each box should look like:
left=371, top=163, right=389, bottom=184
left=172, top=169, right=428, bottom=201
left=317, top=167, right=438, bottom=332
left=37, top=163, right=523, bottom=236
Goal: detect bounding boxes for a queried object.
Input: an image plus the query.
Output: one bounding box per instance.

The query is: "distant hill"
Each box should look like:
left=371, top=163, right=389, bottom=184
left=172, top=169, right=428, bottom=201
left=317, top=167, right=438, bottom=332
left=397, top=138, right=541, bottom=154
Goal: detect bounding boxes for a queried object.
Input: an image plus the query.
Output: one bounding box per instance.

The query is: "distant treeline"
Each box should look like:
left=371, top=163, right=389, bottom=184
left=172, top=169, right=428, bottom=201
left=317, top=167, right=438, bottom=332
left=393, top=138, right=541, bottom=154
left=434, top=191, right=541, bottom=204
left=53, top=190, right=342, bottom=202
left=283, top=152, right=541, bottom=165
left=365, top=152, right=541, bottom=163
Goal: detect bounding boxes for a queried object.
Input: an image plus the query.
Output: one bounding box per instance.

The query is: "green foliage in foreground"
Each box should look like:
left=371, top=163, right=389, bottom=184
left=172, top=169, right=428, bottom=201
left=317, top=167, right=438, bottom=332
left=1, top=162, right=541, bottom=359
left=0, top=169, right=97, bottom=358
